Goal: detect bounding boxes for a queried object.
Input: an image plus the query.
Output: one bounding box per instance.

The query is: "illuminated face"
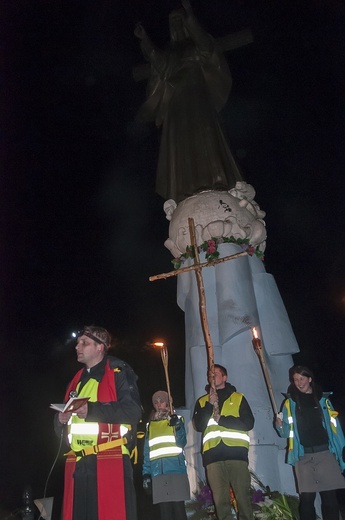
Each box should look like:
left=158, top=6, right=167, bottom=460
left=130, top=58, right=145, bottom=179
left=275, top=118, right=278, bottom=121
left=293, top=373, right=312, bottom=394
left=153, top=399, right=168, bottom=412
left=209, top=367, right=227, bottom=389
left=75, top=335, right=104, bottom=368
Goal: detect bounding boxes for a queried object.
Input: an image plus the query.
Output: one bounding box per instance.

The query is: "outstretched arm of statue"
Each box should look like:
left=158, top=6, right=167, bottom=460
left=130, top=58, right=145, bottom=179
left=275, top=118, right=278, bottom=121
left=134, top=23, right=167, bottom=75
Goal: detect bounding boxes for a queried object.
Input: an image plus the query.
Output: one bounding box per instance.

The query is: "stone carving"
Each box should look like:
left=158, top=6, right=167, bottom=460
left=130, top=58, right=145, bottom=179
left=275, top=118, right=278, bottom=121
left=163, top=182, right=266, bottom=258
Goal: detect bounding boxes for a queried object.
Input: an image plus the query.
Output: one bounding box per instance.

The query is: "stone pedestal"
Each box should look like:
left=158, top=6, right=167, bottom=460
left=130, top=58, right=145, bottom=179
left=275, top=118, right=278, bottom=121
left=164, top=185, right=299, bottom=497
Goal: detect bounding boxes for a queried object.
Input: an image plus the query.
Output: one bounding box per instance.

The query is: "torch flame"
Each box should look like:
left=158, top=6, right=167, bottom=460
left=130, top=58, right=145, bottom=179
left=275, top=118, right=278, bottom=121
left=252, top=327, right=258, bottom=339
left=153, top=341, right=165, bottom=349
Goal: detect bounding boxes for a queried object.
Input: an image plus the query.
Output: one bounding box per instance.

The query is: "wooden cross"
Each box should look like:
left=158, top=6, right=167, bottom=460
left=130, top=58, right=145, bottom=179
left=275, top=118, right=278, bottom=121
left=133, top=28, right=253, bottom=82
left=149, top=218, right=247, bottom=412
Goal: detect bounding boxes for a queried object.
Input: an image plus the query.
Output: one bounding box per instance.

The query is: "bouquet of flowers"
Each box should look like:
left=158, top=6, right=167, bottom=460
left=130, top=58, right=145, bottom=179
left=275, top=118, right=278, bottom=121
left=251, top=472, right=299, bottom=519
left=185, top=473, right=299, bottom=520
left=185, top=481, right=218, bottom=520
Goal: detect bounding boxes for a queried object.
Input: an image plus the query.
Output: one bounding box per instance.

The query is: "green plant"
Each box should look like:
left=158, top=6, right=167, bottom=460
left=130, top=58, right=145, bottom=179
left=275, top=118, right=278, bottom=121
left=251, top=472, right=299, bottom=520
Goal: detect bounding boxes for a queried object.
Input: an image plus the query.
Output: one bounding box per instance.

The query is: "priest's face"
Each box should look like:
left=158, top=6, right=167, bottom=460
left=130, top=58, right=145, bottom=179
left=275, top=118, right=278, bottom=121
left=76, top=334, right=104, bottom=368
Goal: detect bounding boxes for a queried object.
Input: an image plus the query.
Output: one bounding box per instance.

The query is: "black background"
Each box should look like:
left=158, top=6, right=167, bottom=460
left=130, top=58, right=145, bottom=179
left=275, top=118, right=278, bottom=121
left=2, top=0, right=345, bottom=517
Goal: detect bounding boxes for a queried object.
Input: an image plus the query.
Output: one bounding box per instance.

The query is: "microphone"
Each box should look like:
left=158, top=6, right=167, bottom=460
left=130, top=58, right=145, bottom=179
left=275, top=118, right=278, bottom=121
left=69, top=390, right=78, bottom=398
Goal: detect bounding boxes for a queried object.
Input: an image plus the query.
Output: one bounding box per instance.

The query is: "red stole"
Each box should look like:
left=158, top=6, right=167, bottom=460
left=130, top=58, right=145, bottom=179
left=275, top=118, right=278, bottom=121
left=62, top=360, right=126, bottom=520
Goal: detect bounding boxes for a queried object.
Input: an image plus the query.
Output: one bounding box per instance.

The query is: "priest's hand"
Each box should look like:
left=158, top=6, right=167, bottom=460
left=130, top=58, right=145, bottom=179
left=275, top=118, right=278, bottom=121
left=76, top=403, right=88, bottom=419
left=58, top=411, right=72, bottom=425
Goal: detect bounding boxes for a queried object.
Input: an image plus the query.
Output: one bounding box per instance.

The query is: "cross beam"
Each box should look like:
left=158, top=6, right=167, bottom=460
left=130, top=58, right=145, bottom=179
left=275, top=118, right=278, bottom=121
left=149, top=249, right=246, bottom=281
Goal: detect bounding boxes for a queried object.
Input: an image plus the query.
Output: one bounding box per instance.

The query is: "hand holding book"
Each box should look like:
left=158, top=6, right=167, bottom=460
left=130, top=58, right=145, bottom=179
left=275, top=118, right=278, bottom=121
left=50, top=396, right=90, bottom=413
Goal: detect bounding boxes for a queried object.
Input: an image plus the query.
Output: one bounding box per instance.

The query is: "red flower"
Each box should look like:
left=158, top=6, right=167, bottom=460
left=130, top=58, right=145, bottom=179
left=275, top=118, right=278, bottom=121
left=207, top=240, right=217, bottom=254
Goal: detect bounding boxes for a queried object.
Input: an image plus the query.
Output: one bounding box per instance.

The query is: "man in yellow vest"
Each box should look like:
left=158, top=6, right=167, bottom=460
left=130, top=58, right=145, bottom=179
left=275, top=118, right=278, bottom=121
left=193, top=364, right=254, bottom=520
left=54, top=326, right=142, bottom=520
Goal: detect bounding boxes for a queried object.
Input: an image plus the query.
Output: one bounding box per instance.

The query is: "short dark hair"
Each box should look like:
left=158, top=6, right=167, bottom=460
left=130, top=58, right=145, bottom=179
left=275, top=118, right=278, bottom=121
left=81, top=326, right=111, bottom=352
left=213, top=364, right=228, bottom=377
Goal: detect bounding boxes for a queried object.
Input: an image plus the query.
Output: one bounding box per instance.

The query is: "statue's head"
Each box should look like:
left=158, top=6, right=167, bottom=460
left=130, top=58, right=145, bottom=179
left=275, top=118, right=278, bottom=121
left=169, top=8, right=188, bottom=42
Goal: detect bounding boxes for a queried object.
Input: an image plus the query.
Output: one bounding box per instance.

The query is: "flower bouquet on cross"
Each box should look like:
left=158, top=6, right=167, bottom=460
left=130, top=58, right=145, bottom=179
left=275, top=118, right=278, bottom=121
left=171, top=236, right=264, bottom=270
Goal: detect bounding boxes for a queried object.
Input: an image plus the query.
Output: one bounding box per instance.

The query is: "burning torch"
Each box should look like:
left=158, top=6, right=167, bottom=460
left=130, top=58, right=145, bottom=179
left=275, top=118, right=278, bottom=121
left=153, top=341, right=174, bottom=416
left=251, top=328, right=278, bottom=416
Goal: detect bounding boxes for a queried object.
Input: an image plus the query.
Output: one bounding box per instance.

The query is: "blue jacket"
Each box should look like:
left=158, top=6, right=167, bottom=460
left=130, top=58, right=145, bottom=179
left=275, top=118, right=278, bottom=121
left=142, top=416, right=188, bottom=477
left=276, top=393, right=345, bottom=472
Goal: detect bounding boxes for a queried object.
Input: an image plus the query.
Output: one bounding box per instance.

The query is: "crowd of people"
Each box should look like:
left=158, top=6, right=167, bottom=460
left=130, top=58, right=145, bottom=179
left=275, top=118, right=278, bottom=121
left=55, top=325, right=345, bottom=520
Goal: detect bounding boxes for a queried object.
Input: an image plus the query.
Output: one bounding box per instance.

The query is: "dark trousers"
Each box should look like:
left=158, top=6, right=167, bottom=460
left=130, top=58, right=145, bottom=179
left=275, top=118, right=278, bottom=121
left=299, top=490, right=340, bottom=520
left=206, top=460, right=253, bottom=520
left=158, top=501, right=187, bottom=520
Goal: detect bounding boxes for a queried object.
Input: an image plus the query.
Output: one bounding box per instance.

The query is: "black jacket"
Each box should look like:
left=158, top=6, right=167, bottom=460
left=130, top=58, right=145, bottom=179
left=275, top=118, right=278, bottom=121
left=193, top=382, right=254, bottom=466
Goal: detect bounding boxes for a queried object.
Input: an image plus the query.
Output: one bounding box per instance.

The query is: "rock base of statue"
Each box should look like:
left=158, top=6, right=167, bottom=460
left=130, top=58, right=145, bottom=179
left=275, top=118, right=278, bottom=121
left=163, top=183, right=299, bottom=500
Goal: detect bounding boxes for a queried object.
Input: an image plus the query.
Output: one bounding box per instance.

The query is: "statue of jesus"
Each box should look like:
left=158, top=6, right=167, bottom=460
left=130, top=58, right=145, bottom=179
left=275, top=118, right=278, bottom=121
left=135, top=0, right=243, bottom=202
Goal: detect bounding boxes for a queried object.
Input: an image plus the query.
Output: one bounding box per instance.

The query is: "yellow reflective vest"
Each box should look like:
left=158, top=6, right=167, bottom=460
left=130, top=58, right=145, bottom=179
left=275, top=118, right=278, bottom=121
left=68, top=376, right=130, bottom=457
left=148, top=419, right=183, bottom=460
left=198, top=392, right=250, bottom=453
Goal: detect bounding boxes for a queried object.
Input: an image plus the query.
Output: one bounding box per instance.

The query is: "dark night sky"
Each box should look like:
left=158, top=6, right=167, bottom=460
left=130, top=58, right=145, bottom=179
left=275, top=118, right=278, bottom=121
left=2, top=0, right=345, bottom=515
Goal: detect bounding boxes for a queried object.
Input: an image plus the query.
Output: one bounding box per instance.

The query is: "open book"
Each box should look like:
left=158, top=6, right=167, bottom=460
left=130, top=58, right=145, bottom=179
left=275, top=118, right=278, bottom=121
left=50, top=396, right=90, bottom=413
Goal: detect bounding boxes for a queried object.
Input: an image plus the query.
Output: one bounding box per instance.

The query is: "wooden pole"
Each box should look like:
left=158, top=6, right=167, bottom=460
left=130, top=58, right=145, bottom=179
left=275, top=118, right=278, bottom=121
left=251, top=328, right=278, bottom=415
left=160, top=345, right=174, bottom=415
left=188, top=218, right=219, bottom=416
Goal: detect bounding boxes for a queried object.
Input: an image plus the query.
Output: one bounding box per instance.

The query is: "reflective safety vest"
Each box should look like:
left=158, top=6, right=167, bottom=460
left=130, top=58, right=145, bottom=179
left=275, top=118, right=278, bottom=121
left=148, top=419, right=183, bottom=460
left=284, top=399, right=295, bottom=453
left=284, top=396, right=339, bottom=454
left=325, top=399, right=340, bottom=435
left=199, top=392, right=250, bottom=453
left=67, top=370, right=130, bottom=457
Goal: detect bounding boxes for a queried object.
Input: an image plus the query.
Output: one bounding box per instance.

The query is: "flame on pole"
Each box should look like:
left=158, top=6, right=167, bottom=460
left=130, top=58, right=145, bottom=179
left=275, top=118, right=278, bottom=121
left=251, top=328, right=278, bottom=415
left=153, top=341, right=174, bottom=415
